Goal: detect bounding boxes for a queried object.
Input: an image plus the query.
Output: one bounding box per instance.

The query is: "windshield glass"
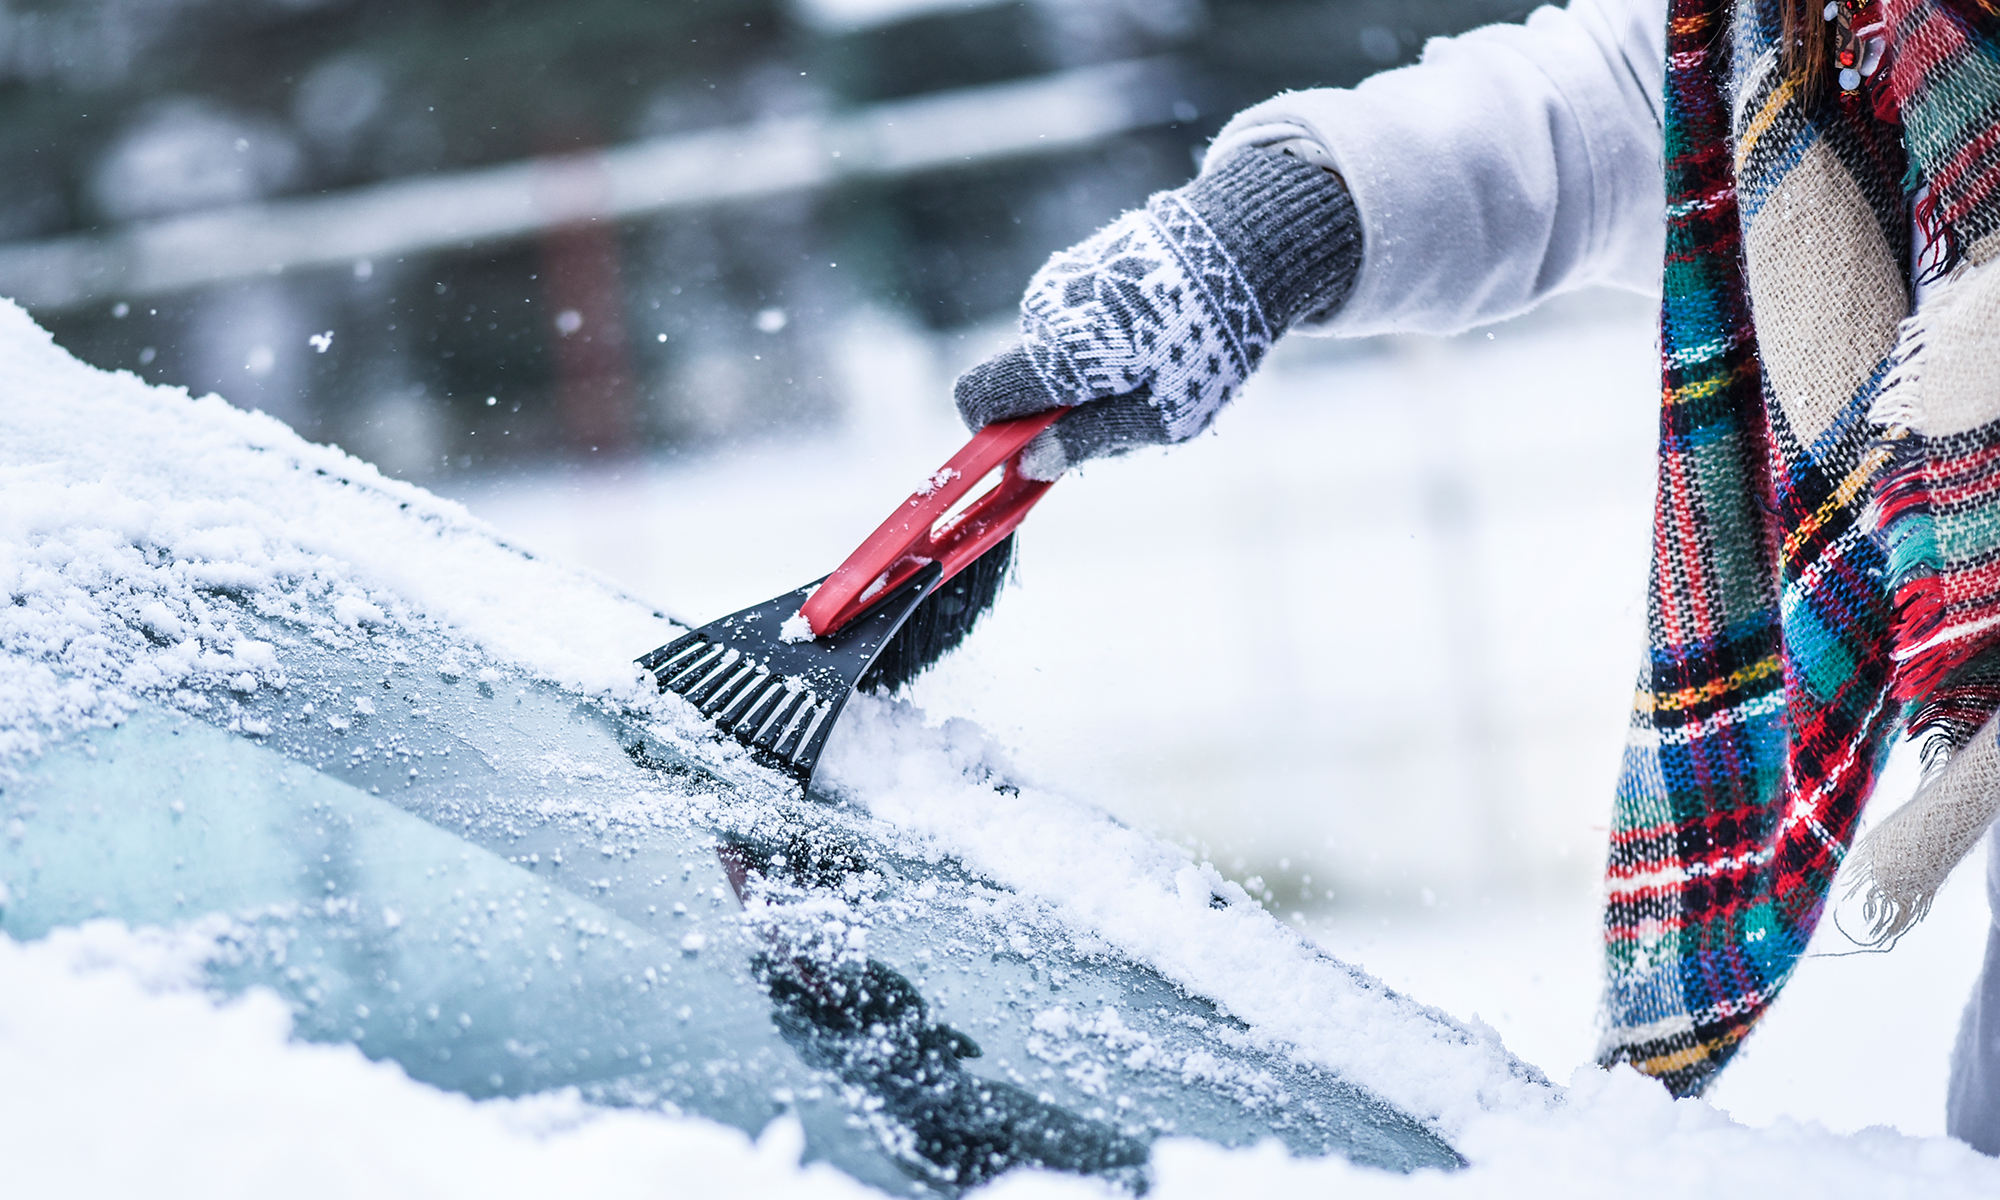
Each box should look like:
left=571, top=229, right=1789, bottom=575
left=0, top=595, right=1459, bottom=1190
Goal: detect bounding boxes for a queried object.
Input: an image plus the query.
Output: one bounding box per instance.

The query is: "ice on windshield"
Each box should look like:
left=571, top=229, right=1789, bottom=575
left=1, top=565, right=1469, bottom=1183
left=0, top=311, right=1499, bottom=1184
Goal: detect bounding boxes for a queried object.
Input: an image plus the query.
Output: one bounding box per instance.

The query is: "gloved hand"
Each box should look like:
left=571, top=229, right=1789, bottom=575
left=954, top=144, right=1361, bottom=479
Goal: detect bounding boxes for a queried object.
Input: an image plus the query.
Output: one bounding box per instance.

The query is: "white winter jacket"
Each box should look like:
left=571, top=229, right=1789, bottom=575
left=1208, top=0, right=1669, bottom=337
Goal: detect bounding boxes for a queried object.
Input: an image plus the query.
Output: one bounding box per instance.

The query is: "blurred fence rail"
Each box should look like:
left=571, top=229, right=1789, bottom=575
left=0, top=58, right=1192, bottom=314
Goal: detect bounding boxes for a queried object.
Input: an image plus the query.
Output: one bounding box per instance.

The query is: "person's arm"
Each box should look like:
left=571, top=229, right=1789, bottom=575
left=956, top=0, right=1667, bottom=472
left=954, top=145, right=1360, bottom=478
left=1213, top=0, right=1666, bottom=337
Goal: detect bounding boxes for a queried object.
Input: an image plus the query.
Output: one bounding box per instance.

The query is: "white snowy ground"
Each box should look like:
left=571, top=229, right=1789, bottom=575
left=4, top=292, right=1997, bottom=1197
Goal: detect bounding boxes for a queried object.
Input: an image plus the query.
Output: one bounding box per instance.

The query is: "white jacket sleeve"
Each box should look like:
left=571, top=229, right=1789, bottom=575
left=1209, top=0, right=1666, bottom=337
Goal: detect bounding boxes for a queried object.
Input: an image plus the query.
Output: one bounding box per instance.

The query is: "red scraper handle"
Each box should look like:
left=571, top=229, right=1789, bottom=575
left=800, top=408, right=1067, bottom=638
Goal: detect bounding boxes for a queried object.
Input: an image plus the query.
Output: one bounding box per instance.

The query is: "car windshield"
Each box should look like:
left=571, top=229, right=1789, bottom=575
left=1, top=589, right=1462, bottom=1191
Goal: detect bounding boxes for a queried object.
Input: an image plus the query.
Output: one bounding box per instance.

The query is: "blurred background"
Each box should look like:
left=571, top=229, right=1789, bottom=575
left=0, top=0, right=1986, bottom=1130
left=0, top=0, right=1526, bottom=473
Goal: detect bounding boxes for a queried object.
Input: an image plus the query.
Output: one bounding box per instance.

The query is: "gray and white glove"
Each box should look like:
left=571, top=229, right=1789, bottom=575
left=954, top=145, right=1361, bottom=479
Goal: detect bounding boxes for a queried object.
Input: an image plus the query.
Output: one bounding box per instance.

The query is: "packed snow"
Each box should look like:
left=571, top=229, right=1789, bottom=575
left=9, top=888, right=2000, bottom=1198
left=0, top=299, right=672, bottom=765
left=0, top=921, right=880, bottom=1200
left=4, top=294, right=1999, bottom=1195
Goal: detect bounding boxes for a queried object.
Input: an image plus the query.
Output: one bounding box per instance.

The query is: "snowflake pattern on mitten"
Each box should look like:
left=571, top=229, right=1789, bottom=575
left=1019, top=192, right=1273, bottom=443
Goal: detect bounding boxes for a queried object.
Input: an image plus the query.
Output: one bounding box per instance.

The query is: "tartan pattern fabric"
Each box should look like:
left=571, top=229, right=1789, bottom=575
left=1884, top=0, right=2000, bottom=253
left=1597, top=0, right=1912, bottom=1095
left=1873, top=417, right=2000, bottom=745
left=1871, top=0, right=2000, bottom=747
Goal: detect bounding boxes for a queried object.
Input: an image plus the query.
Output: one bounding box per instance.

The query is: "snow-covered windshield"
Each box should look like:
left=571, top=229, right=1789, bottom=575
left=0, top=299, right=1529, bottom=1191
left=1, top=592, right=1455, bottom=1188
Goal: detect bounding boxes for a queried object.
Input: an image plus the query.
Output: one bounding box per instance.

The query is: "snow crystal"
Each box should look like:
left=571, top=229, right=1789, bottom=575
left=333, top=593, right=385, bottom=628
left=778, top=611, right=816, bottom=643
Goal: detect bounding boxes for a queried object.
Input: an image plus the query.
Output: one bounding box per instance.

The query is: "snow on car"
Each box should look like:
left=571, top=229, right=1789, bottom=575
left=4, top=298, right=1999, bottom=1197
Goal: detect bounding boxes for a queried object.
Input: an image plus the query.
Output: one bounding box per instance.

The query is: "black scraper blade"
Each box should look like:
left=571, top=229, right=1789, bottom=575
left=637, top=562, right=943, bottom=789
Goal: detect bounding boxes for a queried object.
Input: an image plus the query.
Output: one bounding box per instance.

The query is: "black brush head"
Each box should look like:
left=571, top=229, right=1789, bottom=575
left=858, top=533, right=1014, bottom=695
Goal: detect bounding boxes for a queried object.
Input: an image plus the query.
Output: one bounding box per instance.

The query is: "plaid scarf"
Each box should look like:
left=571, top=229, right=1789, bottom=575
left=1873, top=0, right=2000, bottom=733
left=1599, top=0, right=2000, bottom=1095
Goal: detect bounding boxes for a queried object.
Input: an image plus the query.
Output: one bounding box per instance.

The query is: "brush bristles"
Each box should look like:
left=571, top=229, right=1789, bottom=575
left=858, top=533, right=1014, bottom=695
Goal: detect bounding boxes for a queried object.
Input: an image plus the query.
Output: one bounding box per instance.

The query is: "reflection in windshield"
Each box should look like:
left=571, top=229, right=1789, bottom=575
left=0, top=599, right=1462, bottom=1190
left=759, top=954, right=1149, bottom=1188
left=0, top=707, right=807, bottom=1139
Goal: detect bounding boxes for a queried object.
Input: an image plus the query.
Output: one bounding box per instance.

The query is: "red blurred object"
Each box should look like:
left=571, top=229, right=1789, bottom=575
left=536, top=148, right=638, bottom=458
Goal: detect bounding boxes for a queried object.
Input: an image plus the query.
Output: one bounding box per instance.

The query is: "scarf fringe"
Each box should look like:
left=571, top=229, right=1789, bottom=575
left=1866, top=306, right=1932, bottom=429
left=1912, top=185, right=1962, bottom=284
left=1843, top=705, right=2000, bottom=946
left=1867, top=307, right=1953, bottom=706
left=1864, top=262, right=2000, bottom=721
left=1848, top=256, right=2000, bottom=946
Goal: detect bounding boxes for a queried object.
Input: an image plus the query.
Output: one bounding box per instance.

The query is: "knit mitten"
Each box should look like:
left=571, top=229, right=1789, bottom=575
left=954, top=146, right=1361, bottom=479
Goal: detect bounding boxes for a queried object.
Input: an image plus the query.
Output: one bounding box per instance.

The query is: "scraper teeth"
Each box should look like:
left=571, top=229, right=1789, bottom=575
left=664, top=655, right=722, bottom=696
left=649, top=636, right=712, bottom=680
left=638, top=631, right=703, bottom=674
left=714, top=670, right=775, bottom=726
left=772, top=697, right=827, bottom=761
left=682, top=649, right=744, bottom=705
left=784, top=701, right=833, bottom=765
left=701, top=663, right=762, bottom=716
left=657, top=641, right=725, bottom=692
left=754, top=689, right=810, bottom=753
left=723, top=676, right=785, bottom=739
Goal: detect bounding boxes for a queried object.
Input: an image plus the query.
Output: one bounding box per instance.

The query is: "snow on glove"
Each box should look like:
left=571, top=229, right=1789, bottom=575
left=955, top=145, right=1360, bottom=480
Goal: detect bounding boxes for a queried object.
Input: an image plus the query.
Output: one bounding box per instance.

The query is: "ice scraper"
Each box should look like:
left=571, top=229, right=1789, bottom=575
left=637, top=408, right=1065, bottom=789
